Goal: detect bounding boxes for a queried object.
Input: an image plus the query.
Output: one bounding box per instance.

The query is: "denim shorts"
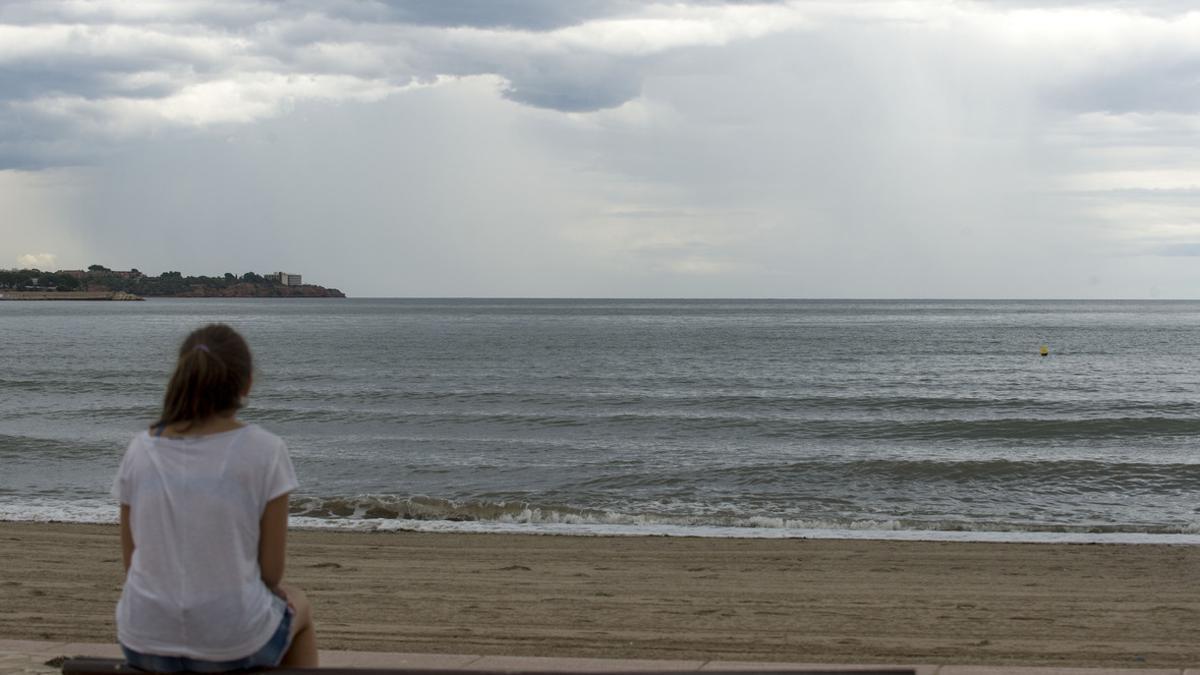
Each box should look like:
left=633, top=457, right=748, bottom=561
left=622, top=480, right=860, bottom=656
left=122, top=601, right=293, bottom=673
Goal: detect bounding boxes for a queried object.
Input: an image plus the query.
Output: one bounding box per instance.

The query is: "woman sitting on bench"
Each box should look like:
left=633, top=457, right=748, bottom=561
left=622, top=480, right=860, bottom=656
left=112, top=324, right=319, bottom=671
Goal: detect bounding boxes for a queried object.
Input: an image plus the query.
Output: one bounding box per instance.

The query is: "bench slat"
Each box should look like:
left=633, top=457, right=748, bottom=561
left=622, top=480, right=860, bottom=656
left=61, top=657, right=917, bottom=675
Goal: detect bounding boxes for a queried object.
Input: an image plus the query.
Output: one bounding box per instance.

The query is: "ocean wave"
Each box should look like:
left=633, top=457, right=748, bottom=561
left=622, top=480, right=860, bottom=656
left=9, top=406, right=160, bottom=423
left=4, top=495, right=1198, bottom=543
left=287, top=494, right=1200, bottom=536
left=555, top=457, right=1200, bottom=497
left=0, top=434, right=123, bottom=459
left=240, top=404, right=1200, bottom=442
left=238, top=380, right=1200, bottom=419
left=851, top=416, right=1200, bottom=441
left=705, top=457, right=1200, bottom=491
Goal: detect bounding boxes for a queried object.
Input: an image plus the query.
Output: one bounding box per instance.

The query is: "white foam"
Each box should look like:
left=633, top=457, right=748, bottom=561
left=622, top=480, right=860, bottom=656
left=286, top=516, right=1200, bottom=544
left=0, top=498, right=118, bottom=524
left=4, top=498, right=1198, bottom=545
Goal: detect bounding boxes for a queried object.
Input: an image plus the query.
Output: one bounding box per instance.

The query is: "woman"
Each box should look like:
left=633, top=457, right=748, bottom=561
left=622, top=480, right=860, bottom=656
left=112, top=323, right=318, bottom=671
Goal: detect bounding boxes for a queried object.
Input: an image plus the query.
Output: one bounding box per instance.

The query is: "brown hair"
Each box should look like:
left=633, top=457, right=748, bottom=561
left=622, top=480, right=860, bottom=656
left=154, top=324, right=253, bottom=431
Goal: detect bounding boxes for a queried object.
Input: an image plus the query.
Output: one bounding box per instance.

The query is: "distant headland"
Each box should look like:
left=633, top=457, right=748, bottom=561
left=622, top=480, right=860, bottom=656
left=0, top=265, right=346, bottom=300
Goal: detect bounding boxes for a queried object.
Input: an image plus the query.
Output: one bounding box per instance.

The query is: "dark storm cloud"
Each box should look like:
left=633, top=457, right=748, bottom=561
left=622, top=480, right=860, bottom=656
left=313, top=0, right=786, bottom=30
left=0, top=0, right=798, bottom=168
left=336, top=0, right=639, bottom=30
left=0, top=103, right=111, bottom=170
left=499, top=54, right=645, bottom=112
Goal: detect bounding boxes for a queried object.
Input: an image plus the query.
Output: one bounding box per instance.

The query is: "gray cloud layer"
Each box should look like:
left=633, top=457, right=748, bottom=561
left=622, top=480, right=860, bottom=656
left=4, top=1, right=1200, bottom=297
left=0, top=0, right=804, bottom=169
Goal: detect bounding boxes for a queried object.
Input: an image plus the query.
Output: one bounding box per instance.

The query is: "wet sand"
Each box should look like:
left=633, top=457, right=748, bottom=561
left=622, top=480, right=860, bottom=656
left=0, top=522, right=1196, bottom=667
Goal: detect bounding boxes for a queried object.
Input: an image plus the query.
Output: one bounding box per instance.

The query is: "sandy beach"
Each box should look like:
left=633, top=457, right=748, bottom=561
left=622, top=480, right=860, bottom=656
left=0, top=522, right=1196, bottom=668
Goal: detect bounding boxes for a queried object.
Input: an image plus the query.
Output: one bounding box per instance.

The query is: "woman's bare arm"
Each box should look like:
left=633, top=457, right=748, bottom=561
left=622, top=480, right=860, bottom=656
left=119, top=504, right=134, bottom=573
left=259, top=493, right=290, bottom=590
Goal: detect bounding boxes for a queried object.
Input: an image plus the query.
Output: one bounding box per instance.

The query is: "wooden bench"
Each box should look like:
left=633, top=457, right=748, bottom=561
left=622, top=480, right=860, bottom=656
left=61, top=657, right=917, bottom=675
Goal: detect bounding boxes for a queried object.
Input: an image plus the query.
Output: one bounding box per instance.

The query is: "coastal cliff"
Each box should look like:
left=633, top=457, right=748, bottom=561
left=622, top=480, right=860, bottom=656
left=164, top=282, right=345, bottom=298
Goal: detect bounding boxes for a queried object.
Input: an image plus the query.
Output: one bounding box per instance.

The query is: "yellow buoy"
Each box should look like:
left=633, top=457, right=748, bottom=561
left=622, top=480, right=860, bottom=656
left=1039, top=345, right=1049, bottom=357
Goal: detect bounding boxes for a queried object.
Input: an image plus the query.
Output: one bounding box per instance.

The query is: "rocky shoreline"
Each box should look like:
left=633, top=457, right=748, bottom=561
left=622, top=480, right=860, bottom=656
left=159, top=282, right=345, bottom=298
left=0, top=291, right=143, bottom=301
left=2, top=267, right=346, bottom=299
left=0, top=286, right=345, bottom=300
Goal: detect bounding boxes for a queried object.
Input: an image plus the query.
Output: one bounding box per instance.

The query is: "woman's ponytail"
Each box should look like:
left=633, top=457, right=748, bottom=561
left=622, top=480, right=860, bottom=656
left=155, top=324, right=253, bottom=431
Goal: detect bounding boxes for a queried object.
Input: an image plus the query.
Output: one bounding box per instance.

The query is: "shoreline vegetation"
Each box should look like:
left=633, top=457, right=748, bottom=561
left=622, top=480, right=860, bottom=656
left=0, top=264, right=345, bottom=299
left=0, top=521, right=1195, bottom=667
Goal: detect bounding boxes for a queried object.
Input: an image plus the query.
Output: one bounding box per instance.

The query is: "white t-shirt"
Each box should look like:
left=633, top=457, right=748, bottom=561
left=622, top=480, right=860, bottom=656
left=112, top=424, right=299, bottom=661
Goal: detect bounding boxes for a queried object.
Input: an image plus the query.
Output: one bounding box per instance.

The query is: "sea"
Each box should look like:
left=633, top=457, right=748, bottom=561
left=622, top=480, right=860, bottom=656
left=2, top=298, right=1199, bottom=544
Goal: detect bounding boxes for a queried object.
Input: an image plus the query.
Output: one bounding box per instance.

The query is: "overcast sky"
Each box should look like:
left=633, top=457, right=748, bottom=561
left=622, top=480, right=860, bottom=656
left=3, top=0, right=1199, bottom=298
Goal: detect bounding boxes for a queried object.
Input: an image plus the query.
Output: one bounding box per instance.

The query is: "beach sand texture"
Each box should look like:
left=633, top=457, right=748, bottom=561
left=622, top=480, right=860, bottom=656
left=1, top=522, right=1196, bottom=668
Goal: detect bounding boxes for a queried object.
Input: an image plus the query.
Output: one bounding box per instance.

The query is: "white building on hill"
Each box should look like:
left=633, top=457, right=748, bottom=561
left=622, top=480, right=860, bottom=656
left=269, top=272, right=302, bottom=286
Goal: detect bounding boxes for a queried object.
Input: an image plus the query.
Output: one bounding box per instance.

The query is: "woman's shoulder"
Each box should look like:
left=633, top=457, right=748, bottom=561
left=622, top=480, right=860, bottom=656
left=230, top=424, right=289, bottom=456
left=126, top=429, right=155, bottom=451
left=238, top=423, right=284, bottom=444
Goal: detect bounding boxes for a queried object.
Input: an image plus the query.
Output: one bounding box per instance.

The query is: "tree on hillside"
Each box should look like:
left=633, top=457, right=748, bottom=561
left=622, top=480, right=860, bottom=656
left=88, top=264, right=111, bottom=272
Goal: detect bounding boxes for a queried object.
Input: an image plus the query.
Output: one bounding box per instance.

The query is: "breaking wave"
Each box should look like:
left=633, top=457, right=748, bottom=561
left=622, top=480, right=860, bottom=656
left=286, top=494, right=1200, bottom=537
